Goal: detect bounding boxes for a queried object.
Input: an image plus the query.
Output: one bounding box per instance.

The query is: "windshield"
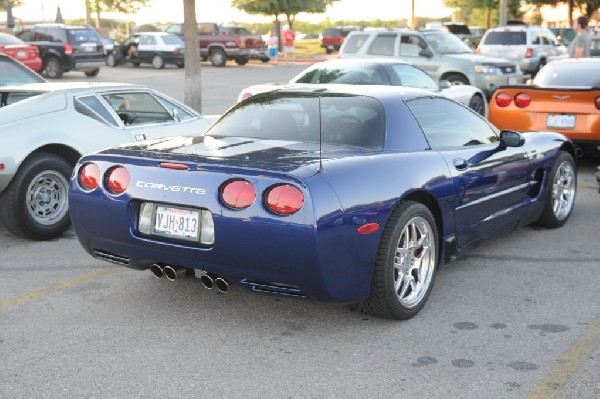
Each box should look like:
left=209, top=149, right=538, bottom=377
left=206, top=94, right=386, bottom=149
left=292, top=63, right=388, bottom=85
left=424, top=31, right=472, bottom=54
left=533, top=61, right=600, bottom=87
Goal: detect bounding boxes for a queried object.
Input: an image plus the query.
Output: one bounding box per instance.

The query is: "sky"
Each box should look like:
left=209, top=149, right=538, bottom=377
left=9, top=0, right=454, bottom=25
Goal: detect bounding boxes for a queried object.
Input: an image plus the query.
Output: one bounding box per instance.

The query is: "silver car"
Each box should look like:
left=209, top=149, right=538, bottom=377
left=339, top=29, right=523, bottom=98
left=0, top=82, right=218, bottom=240
left=477, top=23, right=568, bottom=76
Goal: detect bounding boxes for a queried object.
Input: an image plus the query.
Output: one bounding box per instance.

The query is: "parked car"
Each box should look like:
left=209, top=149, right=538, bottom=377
left=489, top=58, right=600, bottom=156
left=0, top=53, right=46, bottom=86
left=477, top=23, right=567, bottom=76
left=237, top=58, right=487, bottom=116
left=68, top=85, right=576, bottom=320
left=107, top=32, right=185, bottom=69
left=165, top=22, right=267, bottom=66
left=591, top=36, right=600, bottom=57
left=340, top=29, right=522, bottom=98
left=321, top=26, right=362, bottom=54
left=0, top=82, right=218, bottom=240
left=16, top=23, right=106, bottom=79
left=0, top=32, right=43, bottom=72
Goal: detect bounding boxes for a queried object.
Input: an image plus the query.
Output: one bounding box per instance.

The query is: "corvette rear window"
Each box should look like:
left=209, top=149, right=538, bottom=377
left=206, top=94, right=386, bottom=149
left=533, top=62, right=600, bottom=87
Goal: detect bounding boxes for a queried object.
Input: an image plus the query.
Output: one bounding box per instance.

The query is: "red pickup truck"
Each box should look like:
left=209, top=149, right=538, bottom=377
left=165, top=22, right=268, bottom=67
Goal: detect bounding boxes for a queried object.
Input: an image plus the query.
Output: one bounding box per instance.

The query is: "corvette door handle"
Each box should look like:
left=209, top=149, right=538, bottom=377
left=453, top=158, right=468, bottom=171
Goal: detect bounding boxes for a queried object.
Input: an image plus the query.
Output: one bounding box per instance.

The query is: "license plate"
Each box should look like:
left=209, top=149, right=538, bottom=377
left=153, top=205, right=200, bottom=240
left=508, top=77, right=519, bottom=85
left=547, top=114, right=575, bottom=129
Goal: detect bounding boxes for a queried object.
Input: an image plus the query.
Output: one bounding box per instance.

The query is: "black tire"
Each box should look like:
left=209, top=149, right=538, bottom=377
left=210, top=48, right=227, bottom=67
left=260, top=57, right=270, bottom=63
left=468, top=94, right=486, bottom=116
left=107, top=53, right=116, bottom=67
left=352, top=201, right=439, bottom=320
left=326, top=48, right=333, bottom=54
left=234, top=56, right=248, bottom=66
left=0, top=153, right=72, bottom=240
left=445, top=73, right=469, bottom=86
left=176, top=62, right=185, bottom=68
left=201, top=56, right=208, bottom=62
left=132, top=61, right=141, bottom=67
left=84, top=68, right=100, bottom=77
left=45, top=57, right=63, bottom=79
left=535, top=151, right=576, bottom=228
left=152, top=55, right=165, bottom=69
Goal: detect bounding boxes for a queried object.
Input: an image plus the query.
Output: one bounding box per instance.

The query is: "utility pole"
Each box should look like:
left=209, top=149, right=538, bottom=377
left=499, top=0, right=507, bottom=26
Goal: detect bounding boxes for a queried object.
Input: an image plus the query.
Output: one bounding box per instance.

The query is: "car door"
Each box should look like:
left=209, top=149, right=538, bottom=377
left=406, top=97, right=532, bottom=247
left=138, top=34, right=158, bottom=63
left=400, top=33, right=439, bottom=78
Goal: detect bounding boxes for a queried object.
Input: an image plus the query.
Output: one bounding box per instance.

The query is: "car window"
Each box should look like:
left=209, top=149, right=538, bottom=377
left=293, top=64, right=387, bottom=85
left=400, top=34, right=426, bottom=57
left=161, top=34, right=183, bottom=45
left=140, top=35, right=156, bottom=46
left=533, top=61, right=600, bottom=87
left=154, top=94, right=196, bottom=122
left=367, top=34, right=397, bottom=56
left=68, top=29, right=100, bottom=44
left=102, top=92, right=174, bottom=126
left=407, top=97, right=497, bottom=148
left=342, top=33, right=370, bottom=54
left=483, top=31, right=526, bottom=45
left=323, top=28, right=342, bottom=37
left=388, top=64, right=439, bottom=90
left=165, top=24, right=181, bottom=35
left=0, top=59, right=45, bottom=86
left=75, top=95, right=119, bottom=127
left=423, top=31, right=472, bottom=54
left=16, top=30, right=33, bottom=41
left=206, top=94, right=386, bottom=149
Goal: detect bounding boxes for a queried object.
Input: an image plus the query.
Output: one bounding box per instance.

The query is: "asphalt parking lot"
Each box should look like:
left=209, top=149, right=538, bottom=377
left=1, top=62, right=599, bottom=398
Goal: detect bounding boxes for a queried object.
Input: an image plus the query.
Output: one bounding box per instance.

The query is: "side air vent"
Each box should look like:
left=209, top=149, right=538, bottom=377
left=93, top=249, right=130, bottom=266
left=240, top=280, right=305, bottom=297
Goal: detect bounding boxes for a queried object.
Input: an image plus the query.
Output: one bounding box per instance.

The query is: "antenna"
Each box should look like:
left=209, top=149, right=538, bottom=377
left=317, top=96, right=324, bottom=173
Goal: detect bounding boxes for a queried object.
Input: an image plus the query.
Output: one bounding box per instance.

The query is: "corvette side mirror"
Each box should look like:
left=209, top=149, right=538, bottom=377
left=499, top=130, right=524, bottom=148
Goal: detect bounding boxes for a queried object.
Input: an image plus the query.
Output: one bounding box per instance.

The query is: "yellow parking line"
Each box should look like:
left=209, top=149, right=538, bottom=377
left=528, top=316, right=600, bottom=399
left=0, top=267, right=122, bottom=309
left=579, top=184, right=598, bottom=190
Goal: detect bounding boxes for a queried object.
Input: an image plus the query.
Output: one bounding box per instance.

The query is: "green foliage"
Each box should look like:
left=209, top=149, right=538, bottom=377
left=444, top=0, right=523, bottom=26
left=231, top=0, right=340, bottom=28
left=0, top=0, right=23, bottom=11
left=87, top=0, right=150, bottom=15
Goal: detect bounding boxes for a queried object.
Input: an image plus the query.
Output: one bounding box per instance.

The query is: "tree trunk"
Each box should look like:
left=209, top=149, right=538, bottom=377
left=485, top=6, right=490, bottom=29
left=183, top=0, right=202, bottom=113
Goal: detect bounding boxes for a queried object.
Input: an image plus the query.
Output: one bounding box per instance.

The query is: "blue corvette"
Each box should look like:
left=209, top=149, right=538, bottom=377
left=69, top=85, right=577, bottom=320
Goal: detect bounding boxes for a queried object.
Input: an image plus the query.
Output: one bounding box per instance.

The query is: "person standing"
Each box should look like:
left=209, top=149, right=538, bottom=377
left=569, top=16, right=591, bottom=58
left=268, top=30, right=278, bottom=66
left=282, top=24, right=296, bottom=66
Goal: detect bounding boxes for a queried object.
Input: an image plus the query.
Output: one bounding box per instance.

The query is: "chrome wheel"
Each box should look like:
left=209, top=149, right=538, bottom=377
left=551, top=160, right=575, bottom=221
left=393, top=215, right=436, bottom=308
left=26, top=170, right=69, bottom=226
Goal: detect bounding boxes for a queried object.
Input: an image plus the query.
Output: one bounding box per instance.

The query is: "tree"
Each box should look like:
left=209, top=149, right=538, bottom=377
left=231, top=0, right=339, bottom=30
left=85, top=0, right=149, bottom=29
left=183, top=0, right=202, bottom=113
left=523, top=0, right=599, bottom=19
left=444, top=0, right=522, bottom=27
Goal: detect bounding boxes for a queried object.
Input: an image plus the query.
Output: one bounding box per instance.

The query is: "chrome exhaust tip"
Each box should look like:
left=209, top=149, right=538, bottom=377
left=200, top=273, right=215, bottom=290
left=163, top=265, right=188, bottom=281
left=150, top=263, right=164, bottom=279
left=215, top=277, right=229, bottom=293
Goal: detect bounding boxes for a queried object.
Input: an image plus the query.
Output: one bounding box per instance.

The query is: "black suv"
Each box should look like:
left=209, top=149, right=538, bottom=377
left=17, top=23, right=106, bottom=79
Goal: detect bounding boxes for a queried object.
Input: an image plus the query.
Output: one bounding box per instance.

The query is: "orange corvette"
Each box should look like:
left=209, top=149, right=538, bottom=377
left=489, top=58, right=600, bottom=156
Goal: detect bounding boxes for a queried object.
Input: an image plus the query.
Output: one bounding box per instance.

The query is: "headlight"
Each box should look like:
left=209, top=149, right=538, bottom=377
left=474, top=65, right=499, bottom=74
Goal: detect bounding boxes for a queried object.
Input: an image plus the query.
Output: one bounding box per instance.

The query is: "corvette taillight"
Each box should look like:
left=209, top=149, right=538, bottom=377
left=495, top=92, right=512, bottom=107
left=64, top=42, right=73, bottom=54
left=265, top=184, right=304, bottom=215
left=78, top=163, right=101, bottom=190
left=220, top=179, right=256, bottom=210
left=514, top=92, right=531, bottom=108
left=525, top=48, right=533, bottom=58
left=595, top=96, right=600, bottom=110
left=106, top=166, right=130, bottom=194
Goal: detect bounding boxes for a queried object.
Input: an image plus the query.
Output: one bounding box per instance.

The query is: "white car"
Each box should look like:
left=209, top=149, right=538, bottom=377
left=0, top=82, right=218, bottom=240
left=237, top=58, right=488, bottom=117
left=107, top=32, right=185, bottom=69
